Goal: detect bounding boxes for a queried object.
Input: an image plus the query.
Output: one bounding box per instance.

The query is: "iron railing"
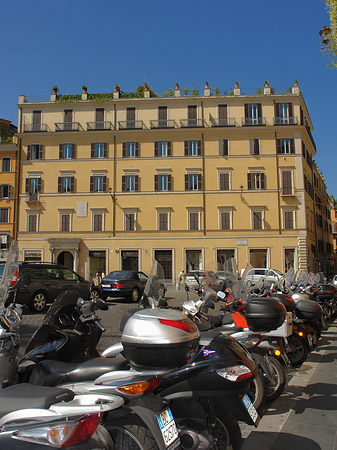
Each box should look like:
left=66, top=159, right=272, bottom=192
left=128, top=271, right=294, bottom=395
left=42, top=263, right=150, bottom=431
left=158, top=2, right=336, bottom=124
left=87, top=121, right=113, bottom=131
left=242, top=117, right=267, bottom=126
left=118, top=120, right=144, bottom=130
left=23, top=124, right=48, bottom=133
left=273, top=117, right=298, bottom=125
left=210, top=117, right=236, bottom=127
left=150, top=120, right=176, bottom=129
left=180, top=118, right=205, bottom=128
left=55, top=122, right=80, bottom=132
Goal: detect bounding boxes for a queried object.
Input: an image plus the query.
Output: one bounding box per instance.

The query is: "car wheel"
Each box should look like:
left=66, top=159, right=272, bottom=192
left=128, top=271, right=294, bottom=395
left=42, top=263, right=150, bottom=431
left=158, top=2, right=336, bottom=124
left=29, top=291, right=47, bottom=313
left=90, top=289, right=100, bottom=300
left=130, top=287, right=140, bottom=302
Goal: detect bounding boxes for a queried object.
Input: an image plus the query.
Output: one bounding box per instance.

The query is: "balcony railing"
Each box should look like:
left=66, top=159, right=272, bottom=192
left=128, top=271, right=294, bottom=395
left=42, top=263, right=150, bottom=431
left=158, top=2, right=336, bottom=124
left=210, top=117, right=236, bottom=127
left=26, top=192, right=39, bottom=202
left=118, top=120, right=144, bottom=130
left=23, top=123, right=48, bottom=133
left=55, top=122, right=80, bottom=132
left=180, top=118, right=205, bottom=128
left=273, top=117, right=298, bottom=125
left=150, top=120, right=176, bottom=129
left=305, top=124, right=317, bottom=152
left=242, top=117, right=267, bottom=126
left=87, top=121, right=113, bottom=131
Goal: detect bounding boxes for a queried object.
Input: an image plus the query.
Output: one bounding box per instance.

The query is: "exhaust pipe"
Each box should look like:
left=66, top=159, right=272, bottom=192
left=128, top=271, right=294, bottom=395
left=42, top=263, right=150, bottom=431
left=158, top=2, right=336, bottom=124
left=179, top=428, right=211, bottom=450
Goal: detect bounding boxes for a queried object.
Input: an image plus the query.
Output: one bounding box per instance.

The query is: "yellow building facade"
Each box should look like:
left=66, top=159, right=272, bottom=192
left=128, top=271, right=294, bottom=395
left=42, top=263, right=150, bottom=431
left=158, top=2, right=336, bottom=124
left=16, top=83, right=334, bottom=281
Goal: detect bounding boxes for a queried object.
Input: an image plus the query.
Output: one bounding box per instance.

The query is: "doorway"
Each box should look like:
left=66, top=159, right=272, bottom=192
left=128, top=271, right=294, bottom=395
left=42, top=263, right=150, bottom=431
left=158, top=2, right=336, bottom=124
left=57, top=251, right=74, bottom=270
left=154, top=250, right=172, bottom=281
left=121, top=250, right=139, bottom=270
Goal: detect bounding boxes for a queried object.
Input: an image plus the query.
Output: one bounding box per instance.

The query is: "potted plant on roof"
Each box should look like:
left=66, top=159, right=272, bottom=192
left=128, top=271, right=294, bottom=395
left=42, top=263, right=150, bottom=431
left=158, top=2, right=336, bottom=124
left=82, top=85, right=87, bottom=94
left=114, top=84, right=120, bottom=93
left=52, top=85, right=58, bottom=94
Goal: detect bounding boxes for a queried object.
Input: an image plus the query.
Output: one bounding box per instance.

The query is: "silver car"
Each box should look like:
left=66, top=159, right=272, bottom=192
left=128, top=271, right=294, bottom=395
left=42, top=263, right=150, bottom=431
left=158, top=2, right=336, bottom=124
left=184, top=270, right=215, bottom=289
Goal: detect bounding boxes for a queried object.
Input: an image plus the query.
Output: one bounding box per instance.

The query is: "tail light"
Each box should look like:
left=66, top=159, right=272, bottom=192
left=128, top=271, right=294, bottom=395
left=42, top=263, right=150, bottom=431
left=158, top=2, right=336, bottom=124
left=9, top=265, right=18, bottom=288
left=112, top=283, right=125, bottom=289
left=298, top=331, right=304, bottom=337
left=274, top=349, right=281, bottom=357
left=14, top=413, right=101, bottom=448
left=117, top=376, right=162, bottom=396
left=158, top=318, right=198, bottom=333
left=216, top=365, right=252, bottom=382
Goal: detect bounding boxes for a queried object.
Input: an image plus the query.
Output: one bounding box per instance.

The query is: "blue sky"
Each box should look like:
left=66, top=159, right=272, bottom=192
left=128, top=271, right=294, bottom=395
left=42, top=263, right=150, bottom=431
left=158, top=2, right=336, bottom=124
left=1, top=0, right=336, bottom=196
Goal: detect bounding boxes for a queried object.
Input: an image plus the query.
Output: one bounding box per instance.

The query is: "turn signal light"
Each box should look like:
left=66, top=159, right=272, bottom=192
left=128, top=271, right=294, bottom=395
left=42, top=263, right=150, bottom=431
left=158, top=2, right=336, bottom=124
left=117, top=376, right=162, bottom=395
left=217, top=365, right=252, bottom=382
left=274, top=349, right=281, bottom=357
left=298, top=331, right=304, bottom=337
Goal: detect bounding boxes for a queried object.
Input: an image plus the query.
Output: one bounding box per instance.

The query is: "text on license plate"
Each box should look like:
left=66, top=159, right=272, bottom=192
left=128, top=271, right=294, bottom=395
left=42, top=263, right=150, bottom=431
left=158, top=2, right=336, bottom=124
left=157, top=408, right=179, bottom=448
left=242, top=394, right=259, bottom=424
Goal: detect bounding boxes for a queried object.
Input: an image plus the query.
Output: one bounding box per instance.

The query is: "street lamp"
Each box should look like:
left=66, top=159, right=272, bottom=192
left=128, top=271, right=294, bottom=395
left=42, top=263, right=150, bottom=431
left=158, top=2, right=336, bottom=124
left=319, top=26, right=332, bottom=46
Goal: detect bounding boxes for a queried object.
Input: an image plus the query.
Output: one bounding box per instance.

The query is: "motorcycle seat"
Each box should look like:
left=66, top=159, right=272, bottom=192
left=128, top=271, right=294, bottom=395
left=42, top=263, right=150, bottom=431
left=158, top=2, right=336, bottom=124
left=29, top=357, right=130, bottom=386
left=0, top=383, right=73, bottom=419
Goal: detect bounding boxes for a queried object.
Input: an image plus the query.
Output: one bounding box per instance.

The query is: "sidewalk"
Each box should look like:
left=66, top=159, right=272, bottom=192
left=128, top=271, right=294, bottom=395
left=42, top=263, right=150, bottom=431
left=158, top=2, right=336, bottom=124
left=241, top=320, right=337, bottom=449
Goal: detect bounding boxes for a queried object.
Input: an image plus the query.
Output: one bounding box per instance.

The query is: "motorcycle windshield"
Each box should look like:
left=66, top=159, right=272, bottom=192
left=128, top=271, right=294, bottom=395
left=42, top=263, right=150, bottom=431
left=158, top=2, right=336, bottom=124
left=23, top=325, right=67, bottom=359
left=0, top=240, right=19, bottom=308
left=42, top=290, right=81, bottom=325
left=139, top=259, right=166, bottom=309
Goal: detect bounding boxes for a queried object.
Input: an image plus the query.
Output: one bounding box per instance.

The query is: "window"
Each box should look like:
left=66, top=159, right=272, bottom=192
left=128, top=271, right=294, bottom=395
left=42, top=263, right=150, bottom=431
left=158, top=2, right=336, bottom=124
left=219, top=173, right=230, bottom=191
left=95, top=108, right=105, bottom=128
left=155, top=141, right=171, bottom=157
left=185, top=173, right=202, bottom=191
left=188, top=211, right=199, bottom=230
left=275, top=103, right=293, bottom=124
left=60, top=212, right=71, bottom=232
left=122, top=175, right=139, bottom=192
left=27, top=213, right=38, bottom=232
left=0, top=184, right=10, bottom=199
left=27, top=145, right=43, bottom=161
left=25, top=177, right=41, bottom=200
left=1, top=157, right=11, bottom=172
left=284, top=248, right=295, bottom=271
left=92, top=212, right=104, bottom=231
left=277, top=138, right=294, bottom=154
left=64, top=110, right=73, bottom=130
left=91, top=143, right=107, bottom=158
left=126, top=107, right=136, bottom=128
left=184, top=140, right=201, bottom=156
left=244, top=103, right=262, bottom=125
left=155, top=174, right=171, bottom=191
left=158, top=212, right=169, bottom=231
left=32, top=111, right=42, bottom=131
left=125, top=212, right=136, bottom=231
left=58, top=176, right=75, bottom=193
left=252, top=209, right=264, bottom=230
left=248, top=172, right=265, bottom=190
left=218, top=105, right=228, bottom=126
left=0, top=234, right=9, bottom=249
left=90, top=175, right=107, bottom=192
left=283, top=210, right=295, bottom=229
left=220, top=211, right=231, bottom=230
left=122, top=142, right=139, bottom=158
left=158, top=106, right=168, bottom=127
left=249, top=139, right=260, bottom=155
left=281, top=170, right=293, bottom=195
left=59, top=143, right=75, bottom=159
left=219, top=139, right=229, bottom=156
left=249, top=248, right=268, bottom=267
left=0, top=208, right=9, bottom=223
left=187, top=105, right=197, bottom=126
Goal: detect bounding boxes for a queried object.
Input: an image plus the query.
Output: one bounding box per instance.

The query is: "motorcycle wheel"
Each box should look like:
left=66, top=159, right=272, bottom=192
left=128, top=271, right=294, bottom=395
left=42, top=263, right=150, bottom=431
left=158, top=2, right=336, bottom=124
left=212, top=408, right=242, bottom=450
left=108, top=416, right=159, bottom=450
left=248, top=370, right=268, bottom=414
left=266, top=356, right=286, bottom=402
left=287, top=335, right=308, bottom=367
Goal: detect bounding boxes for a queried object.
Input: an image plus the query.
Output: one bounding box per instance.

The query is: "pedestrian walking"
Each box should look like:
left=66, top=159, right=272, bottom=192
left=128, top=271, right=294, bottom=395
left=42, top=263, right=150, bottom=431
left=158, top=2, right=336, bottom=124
left=177, top=270, right=184, bottom=290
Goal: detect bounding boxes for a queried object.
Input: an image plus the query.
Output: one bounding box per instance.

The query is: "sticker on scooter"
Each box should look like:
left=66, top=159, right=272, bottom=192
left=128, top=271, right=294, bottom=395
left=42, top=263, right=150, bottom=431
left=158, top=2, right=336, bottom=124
left=203, top=349, right=215, bottom=356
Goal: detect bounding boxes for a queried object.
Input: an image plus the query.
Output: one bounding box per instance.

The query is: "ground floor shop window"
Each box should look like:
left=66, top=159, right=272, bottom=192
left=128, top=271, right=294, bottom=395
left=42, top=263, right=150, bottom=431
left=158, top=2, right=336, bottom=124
left=284, top=248, right=295, bottom=272
left=154, top=250, right=172, bottom=281
left=23, top=249, right=42, bottom=262
left=185, top=249, right=202, bottom=272
left=216, top=249, right=235, bottom=270
left=89, top=250, right=106, bottom=280
left=249, top=249, right=268, bottom=268
left=121, top=250, right=139, bottom=270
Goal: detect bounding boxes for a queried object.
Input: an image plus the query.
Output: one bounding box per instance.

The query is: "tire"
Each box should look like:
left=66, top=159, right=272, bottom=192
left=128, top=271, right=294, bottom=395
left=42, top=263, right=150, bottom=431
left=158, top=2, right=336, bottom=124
left=29, top=291, right=47, bottom=313
left=266, top=356, right=286, bottom=402
left=90, top=289, right=100, bottom=300
left=212, top=408, right=242, bottom=450
left=107, top=416, right=159, bottom=450
left=130, top=287, right=140, bottom=303
left=248, top=370, right=268, bottom=415
left=288, top=334, right=308, bottom=367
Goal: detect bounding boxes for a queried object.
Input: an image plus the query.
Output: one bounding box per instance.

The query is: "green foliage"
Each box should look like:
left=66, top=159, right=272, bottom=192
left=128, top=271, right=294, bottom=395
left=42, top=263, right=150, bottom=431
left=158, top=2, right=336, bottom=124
left=163, top=89, right=175, bottom=97
left=191, top=88, right=200, bottom=96
left=56, top=94, right=82, bottom=103
left=256, top=88, right=264, bottom=95
left=88, top=93, right=115, bottom=102
left=53, top=85, right=58, bottom=91
left=229, top=89, right=234, bottom=95
left=0, top=122, right=15, bottom=142
left=322, top=0, right=337, bottom=67
left=183, top=88, right=190, bottom=96
left=213, top=87, right=221, bottom=96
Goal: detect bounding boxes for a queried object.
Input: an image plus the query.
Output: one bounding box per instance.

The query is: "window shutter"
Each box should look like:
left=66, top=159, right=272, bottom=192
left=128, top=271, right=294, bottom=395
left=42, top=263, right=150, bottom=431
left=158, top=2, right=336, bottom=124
left=91, top=143, right=95, bottom=158
left=247, top=173, right=252, bottom=190
left=184, top=141, right=188, bottom=156
left=197, top=140, right=202, bottom=156
left=135, top=175, right=139, bottom=191
left=221, top=212, right=230, bottom=230
left=38, top=145, right=44, bottom=160
left=103, top=143, right=107, bottom=158
left=168, top=174, right=172, bottom=190
left=102, top=176, right=107, bottom=192
left=282, top=171, right=292, bottom=195
left=7, top=185, right=11, bottom=199
left=25, top=178, right=29, bottom=193
left=27, top=145, right=32, bottom=160
left=71, top=144, right=76, bottom=159
left=261, top=173, right=265, bottom=189
left=219, top=139, right=229, bottom=156
left=276, top=139, right=282, bottom=154
left=257, top=103, right=262, bottom=119
left=275, top=103, right=280, bottom=118
left=135, top=142, right=139, bottom=157
left=37, top=178, right=42, bottom=192
left=167, top=141, right=172, bottom=156
left=123, top=143, right=127, bottom=158
left=290, top=139, right=295, bottom=154
left=197, top=174, right=202, bottom=190
left=154, top=175, right=159, bottom=191
left=59, top=144, right=64, bottom=159
left=58, top=177, right=62, bottom=193
left=122, top=175, right=126, bottom=192
left=70, top=177, right=75, bottom=192
left=154, top=142, right=159, bottom=157
left=185, top=174, right=189, bottom=190
left=220, top=173, right=229, bottom=190
left=244, top=104, right=249, bottom=119
left=288, top=103, right=293, bottom=118
left=90, top=176, right=94, bottom=192
left=254, top=139, right=259, bottom=155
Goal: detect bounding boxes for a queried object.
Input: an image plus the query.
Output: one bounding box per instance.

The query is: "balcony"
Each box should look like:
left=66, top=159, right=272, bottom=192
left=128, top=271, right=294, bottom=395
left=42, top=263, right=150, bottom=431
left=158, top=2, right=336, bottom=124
left=210, top=117, right=236, bottom=127
left=87, top=121, right=113, bottom=131
left=242, top=117, right=266, bottom=126
left=55, top=122, right=81, bottom=132
left=180, top=118, right=205, bottom=128
left=23, top=123, right=48, bottom=133
left=305, top=124, right=317, bottom=152
left=118, top=120, right=144, bottom=130
left=26, top=192, right=39, bottom=202
left=150, top=120, right=176, bottom=129
left=273, top=117, right=298, bottom=126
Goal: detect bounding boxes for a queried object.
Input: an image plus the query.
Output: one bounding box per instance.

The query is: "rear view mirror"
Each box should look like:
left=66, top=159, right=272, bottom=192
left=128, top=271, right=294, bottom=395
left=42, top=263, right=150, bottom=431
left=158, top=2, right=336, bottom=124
left=95, top=298, right=108, bottom=310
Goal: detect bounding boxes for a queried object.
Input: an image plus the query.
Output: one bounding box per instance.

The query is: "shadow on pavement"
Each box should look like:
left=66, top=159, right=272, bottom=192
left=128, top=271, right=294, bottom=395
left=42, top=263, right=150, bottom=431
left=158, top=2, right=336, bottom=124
left=242, top=431, right=322, bottom=449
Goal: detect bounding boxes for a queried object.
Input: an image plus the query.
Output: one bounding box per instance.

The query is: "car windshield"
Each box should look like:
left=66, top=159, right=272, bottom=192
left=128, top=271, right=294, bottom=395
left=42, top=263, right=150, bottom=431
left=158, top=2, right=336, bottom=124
left=106, top=271, right=133, bottom=279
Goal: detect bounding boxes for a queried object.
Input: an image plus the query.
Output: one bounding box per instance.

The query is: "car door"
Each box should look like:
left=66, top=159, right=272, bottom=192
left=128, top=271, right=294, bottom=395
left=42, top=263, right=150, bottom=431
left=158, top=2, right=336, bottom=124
left=59, top=267, right=89, bottom=297
left=43, top=266, right=65, bottom=300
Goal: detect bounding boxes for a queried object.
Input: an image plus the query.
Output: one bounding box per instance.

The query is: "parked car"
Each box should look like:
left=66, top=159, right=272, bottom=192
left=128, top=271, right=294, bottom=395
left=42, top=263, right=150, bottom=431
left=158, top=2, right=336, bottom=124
left=0, top=263, right=5, bottom=280
left=244, top=268, right=283, bottom=286
left=184, top=270, right=216, bottom=289
left=5, top=263, right=91, bottom=313
left=332, top=274, right=337, bottom=287
left=90, top=270, right=166, bottom=302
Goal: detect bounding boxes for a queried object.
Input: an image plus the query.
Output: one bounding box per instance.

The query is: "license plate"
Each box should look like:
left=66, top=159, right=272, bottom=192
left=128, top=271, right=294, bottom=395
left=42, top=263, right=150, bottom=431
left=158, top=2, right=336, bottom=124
left=242, top=394, right=259, bottom=424
left=101, top=284, right=111, bottom=288
left=157, top=407, right=180, bottom=448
